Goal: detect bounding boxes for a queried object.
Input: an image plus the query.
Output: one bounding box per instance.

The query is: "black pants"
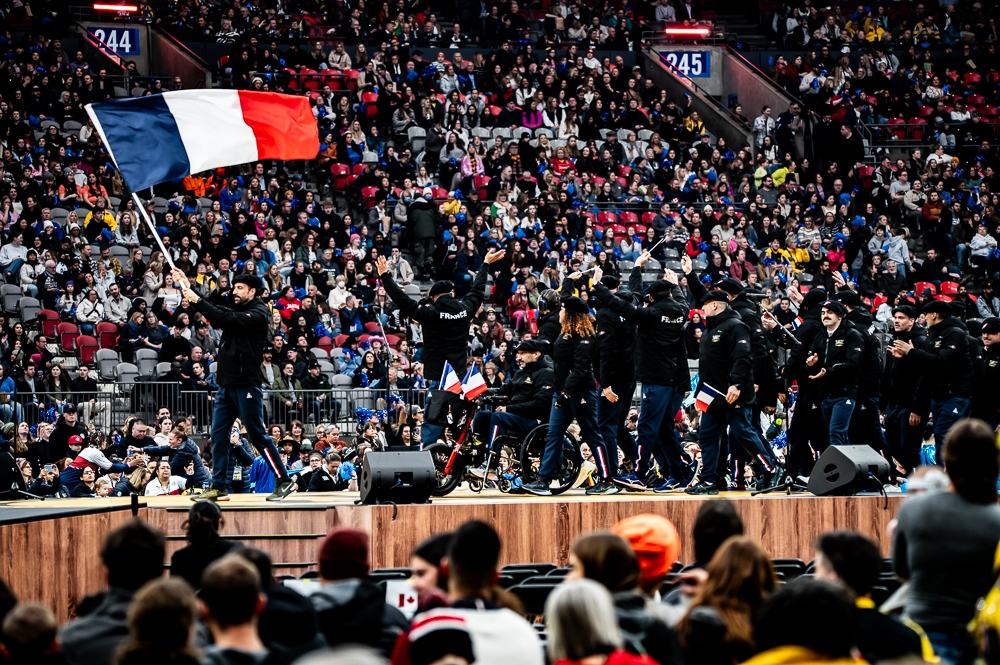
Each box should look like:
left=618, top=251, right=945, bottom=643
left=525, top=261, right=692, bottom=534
left=785, top=390, right=828, bottom=477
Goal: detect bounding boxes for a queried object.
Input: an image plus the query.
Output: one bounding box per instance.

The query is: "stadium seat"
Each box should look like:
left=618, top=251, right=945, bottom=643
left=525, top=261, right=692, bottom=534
left=38, top=309, right=61, bottom=337
left=96, top=322, right=120, bottom=349
left=914, top=282, right=936, bottom=296
left=331, top=164, right=350, bottom=191
left=940, top=281, right=959, bottom=295
left=135, top=348, right=159, bottom=377
left=95, top=348, right=119, bottom=380
left=56, top=322, right=79, bottom=352
left=597, top=211, right=617, bottom=226
left=116, top=362, right=139, bottom=385
left=76, top=335, right=98, bottom=365
left=619, top=211, right=639, bottom=225
left=935, top=294, right=955, bottom=302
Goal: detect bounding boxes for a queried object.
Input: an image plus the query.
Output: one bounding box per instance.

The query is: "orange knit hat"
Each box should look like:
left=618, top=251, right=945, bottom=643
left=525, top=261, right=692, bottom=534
left=611, top=514, right=681, bottom=582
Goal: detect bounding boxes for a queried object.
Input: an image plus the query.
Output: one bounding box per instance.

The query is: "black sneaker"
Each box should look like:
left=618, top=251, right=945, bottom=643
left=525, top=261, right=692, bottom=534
left=685, top=481, right=720, bottom=496
left=585, top=480, right=620, bottom=495
left=522, top=479, right=553, bottom=496
left=266, top=478, right=296, bottom=501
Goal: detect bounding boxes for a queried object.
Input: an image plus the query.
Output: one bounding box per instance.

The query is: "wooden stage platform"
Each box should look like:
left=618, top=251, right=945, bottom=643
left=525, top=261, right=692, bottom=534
left=0, top=489, right=905, bottom=622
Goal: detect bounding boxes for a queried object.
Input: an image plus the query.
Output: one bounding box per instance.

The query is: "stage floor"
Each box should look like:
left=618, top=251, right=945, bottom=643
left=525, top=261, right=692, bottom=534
left=2, top=488, right=905, bottom=622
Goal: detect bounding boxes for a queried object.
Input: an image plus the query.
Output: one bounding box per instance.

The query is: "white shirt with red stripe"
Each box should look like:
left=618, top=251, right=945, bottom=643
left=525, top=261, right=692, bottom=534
left=144, top=476, right=187, bottom=496
left=395, top=605, right=544, bottom=665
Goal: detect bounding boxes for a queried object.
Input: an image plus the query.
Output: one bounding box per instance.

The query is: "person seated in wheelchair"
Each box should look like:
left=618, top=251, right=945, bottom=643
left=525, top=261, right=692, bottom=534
left=470, top=339, right=554, bottom=479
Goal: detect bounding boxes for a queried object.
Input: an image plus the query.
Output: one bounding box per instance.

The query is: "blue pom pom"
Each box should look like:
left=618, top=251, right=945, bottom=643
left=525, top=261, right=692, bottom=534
left=772, top=431, right=788, bottom=450
left=355, top=407, right=374, bottom=426
left=340, top=461, right=356, bottom=479
left=768, top=56, right=774, bottom=67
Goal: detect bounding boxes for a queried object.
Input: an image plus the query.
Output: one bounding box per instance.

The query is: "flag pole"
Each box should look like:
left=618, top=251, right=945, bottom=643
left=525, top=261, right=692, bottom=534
left=130, top=192, right=177, bottom=272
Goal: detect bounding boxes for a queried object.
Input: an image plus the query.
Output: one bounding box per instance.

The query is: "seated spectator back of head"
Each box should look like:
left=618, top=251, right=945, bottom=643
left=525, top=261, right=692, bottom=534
left=447, top=520, right=502, bottom=595
left=751, top=580, right=857, bottom=661
left=944, top=419, right=1000, bottom=505
left=199, top=555, right=263, bottom=630
left=1, top=603, right=58, bottom=664
left=102, top=519, right=167, bottom=592
left=115, top=578, right=199, bottom=665
left=692, top=499, right=744, bottom=568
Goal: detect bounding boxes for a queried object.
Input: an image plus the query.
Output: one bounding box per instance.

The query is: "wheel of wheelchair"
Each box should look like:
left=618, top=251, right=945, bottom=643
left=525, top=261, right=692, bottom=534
left=518, top=423, right=583, bottom=495
left=425, top=443, right=464, bottom=496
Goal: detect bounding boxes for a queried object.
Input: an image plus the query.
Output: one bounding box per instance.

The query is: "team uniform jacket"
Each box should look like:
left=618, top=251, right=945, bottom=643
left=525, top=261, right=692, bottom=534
left=697, top=307, right=755, bottom=409
left=809, top=322, right=865, bottom=399
left=906, top=317, right=975, bottom=400
left=501, top=360, right=555, bottom=420
left=193, top=296, right=270, bottom=387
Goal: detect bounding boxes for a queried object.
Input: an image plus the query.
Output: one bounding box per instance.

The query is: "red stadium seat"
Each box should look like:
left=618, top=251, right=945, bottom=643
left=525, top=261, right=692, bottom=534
left=361, top=186, right=379, bottom=210
left=591, top=176, right=605, bottom=187
left=919, top=105, right=935, bottom=117
left=334, top=334, right=349, bottom=347
left=980, top=106, right=999, bottom=117
left=57, top=322, right=79, bottom=353
left=940, top=281, right=959, bottom=295
left=619, top=211, right=639, bottom=225
left=331, top=164, right=350, bottom=191
left=364, top=321, right=381, bottom=332
left=96, top=322, right=119, bottom=349
left=887, top=117, right=907, bottom=140
left=597, top=211, right=617, bottom=226
left=873, top=295, right=888, bottom=312
left=385, top=334, right=401, bottom=348
left=935, top=294, right=955, bottom=302
left=914, top=282, right=937, bottom=296
left=38, top=309, right=60, bottom=338
left=317, top=337, right=333, bottom=352
left=76, top=335, right=98, bottom=365
left=968, top=94, right=986, bottom=105
left=858, top=165, right=875, bottom=190
left=964, top=72, right=982, bottom=86
left=907, top=118, right=927, bottom=141
left=641, top=211, right=657, bottom=225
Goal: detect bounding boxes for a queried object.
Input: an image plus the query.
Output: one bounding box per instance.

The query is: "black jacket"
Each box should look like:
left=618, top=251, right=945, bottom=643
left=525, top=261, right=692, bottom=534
left=845, top=305, right=882, bottom=399
left=502, top=359, right=554, bottom=420
left=809, top=321, right=865, bottom=399
left=856, top=606, right=923, bottom=664
left=907, top=316, right=975, bottom=400
left=595, top=290, right=638, bottom=386
left=593, top=268, right=688, bottom=386
left=786, top=306, right=826, bottom=392
left=535, top=309, right=562, bottom=351
left=170, top=537, right=239, bottom=589
left=698, top=307, right=755, bottom=408
left=193, top=296, right=271, bottom=387
left=308, top=466, right=351, bottom=491
left=973, top=342, right=1000, bottom=419
left=731, top=293, right=777, bottom=385
left=552, top=331, right=597, bottom=397
left=613, top=591, right=683, bottom=665
left=48, top=417, right=86, bottom=463
left=311, top=579, right=409, bottom=658
left=881, top=326, right=930, bottom=412
left=382, top=263, right=488, bottom=383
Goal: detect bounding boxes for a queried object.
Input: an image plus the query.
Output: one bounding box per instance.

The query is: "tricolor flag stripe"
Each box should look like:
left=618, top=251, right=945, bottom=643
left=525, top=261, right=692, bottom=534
left=461, top=365, right=488, bottom=399
left=439, top=361, right=463, bottom=394
left=86, top=90, right=318, bottom=191
left=694, top=383, right=724, bottom=412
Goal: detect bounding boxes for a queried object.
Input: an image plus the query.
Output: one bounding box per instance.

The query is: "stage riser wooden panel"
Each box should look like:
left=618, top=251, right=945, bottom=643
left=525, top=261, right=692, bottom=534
left=164, top=537, right=324, bottom=564
left=0, top=508, right=147, bottom=623
left=344, top=495, right=905, bottom=569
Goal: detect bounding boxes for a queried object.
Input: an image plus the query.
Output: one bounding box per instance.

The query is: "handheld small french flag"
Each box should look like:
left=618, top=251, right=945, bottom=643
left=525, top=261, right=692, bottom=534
left=694, top=383, right=724, bottom=412
left=461, top=365, right=488, bottom=400
left=440, top=362, right=464, bottom=394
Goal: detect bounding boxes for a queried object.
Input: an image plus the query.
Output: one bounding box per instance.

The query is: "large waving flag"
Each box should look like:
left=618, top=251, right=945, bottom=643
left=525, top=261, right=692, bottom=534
left=439, top=361, right=463, bottom=394
left=461, top=365, right=488, bottom=400
left=85, top=90, right=319, bottom=191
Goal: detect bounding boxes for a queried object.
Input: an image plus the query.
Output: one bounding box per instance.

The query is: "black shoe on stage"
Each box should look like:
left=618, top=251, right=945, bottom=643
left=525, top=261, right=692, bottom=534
left=685, top=481, right=720, bottom=496
left=522, top=479, right=553, bottom=496
left=585, top=480, right=620, bottom=495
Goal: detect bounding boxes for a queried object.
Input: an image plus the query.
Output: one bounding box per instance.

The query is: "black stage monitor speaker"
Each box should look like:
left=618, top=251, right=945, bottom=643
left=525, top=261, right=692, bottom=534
left=808, top=445, right=891, bottom=496
left=359, top=450, right=436, bottom=505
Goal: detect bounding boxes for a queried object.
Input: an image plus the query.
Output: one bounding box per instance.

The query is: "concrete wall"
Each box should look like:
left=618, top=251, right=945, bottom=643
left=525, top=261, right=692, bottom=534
left=643, top=47, right=753, bottom=152
left=152, top=29, right=212, bottom=88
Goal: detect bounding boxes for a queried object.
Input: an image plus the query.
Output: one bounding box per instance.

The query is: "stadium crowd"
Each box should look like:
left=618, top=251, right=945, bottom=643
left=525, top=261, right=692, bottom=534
left=0, top=0, right=1000, bottom=498
left=3, top=420, right=1000, bottom=665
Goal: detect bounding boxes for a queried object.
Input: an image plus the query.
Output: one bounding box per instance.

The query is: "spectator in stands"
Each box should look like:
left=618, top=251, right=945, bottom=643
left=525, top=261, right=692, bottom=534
left=60, top=520, right=166, bottom=665
left=0, top=603, right=61, bottom=665
left=893, top=419, right=1000, bottom=665
left=114, top=579, right=200, bottom=665
left=312, top=528, right=409, bottom=658
left=677, top=537, right=777, bottom=665
left=198, top=556, right=275, bottom=665
left=170, top=500, right=239, bottom=589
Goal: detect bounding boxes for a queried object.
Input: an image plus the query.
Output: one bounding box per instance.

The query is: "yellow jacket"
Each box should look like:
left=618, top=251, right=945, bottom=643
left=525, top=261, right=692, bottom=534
left=83, top=209, right=118, bottom=233
left=740, top=645, right=862, bottom=665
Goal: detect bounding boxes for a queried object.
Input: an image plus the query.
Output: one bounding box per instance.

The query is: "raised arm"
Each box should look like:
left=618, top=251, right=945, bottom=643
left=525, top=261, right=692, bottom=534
left=460, top=248, right=506, bottom=315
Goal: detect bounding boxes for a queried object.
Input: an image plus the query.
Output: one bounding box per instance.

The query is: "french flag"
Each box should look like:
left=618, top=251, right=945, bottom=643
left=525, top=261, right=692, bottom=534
left=85, top=91, right=319, bottom=191
left=694, top=383, right=724, bottom=412
left=439, top=362, right=464, bottom=394
left=461, top=365, right=488, bottom=400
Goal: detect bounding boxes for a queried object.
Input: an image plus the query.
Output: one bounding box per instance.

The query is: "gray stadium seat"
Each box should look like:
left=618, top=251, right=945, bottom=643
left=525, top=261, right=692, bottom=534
left=116, top=362, right=139, bottom=385
left=95, top=349, right=119, bottom=380
left=135, top=348, right=159, bottom=377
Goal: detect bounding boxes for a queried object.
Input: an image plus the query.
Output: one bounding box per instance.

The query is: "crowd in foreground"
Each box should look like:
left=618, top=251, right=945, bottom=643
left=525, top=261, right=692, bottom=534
left=2, top=418, right=1000, bottom=665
